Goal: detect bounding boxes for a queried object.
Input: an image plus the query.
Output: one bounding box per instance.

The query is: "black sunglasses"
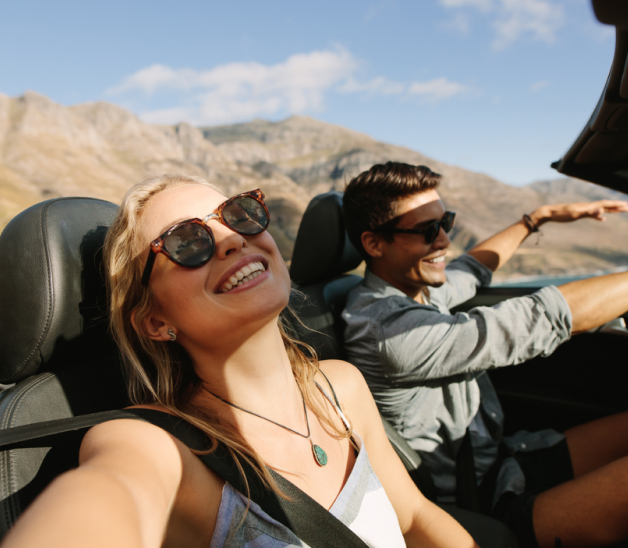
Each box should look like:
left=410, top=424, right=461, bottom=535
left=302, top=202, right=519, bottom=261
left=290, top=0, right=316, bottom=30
left=378, top=211, right=455, bottom=244
left=141, top=189, right=270, bottom=286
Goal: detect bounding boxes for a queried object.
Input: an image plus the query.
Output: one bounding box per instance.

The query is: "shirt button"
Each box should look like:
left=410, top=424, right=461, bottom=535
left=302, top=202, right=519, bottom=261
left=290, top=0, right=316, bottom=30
left=520, top=443, right=527, bottom=449
left=491, top=412, right=497, bottom=418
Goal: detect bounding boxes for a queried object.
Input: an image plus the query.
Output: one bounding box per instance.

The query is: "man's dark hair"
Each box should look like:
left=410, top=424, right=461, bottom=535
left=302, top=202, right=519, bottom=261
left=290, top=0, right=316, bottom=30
left=343, top=162, right=441, bottom=260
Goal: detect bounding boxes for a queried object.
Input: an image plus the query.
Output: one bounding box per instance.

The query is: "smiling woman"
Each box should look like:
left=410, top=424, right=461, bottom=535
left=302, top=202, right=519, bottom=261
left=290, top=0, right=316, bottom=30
left=0, top=174, right=478, bottom=548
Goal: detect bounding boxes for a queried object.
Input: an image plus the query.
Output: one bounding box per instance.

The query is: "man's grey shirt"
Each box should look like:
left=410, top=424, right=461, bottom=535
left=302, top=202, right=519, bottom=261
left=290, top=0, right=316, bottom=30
left=342, top=254, right=573, bottom=502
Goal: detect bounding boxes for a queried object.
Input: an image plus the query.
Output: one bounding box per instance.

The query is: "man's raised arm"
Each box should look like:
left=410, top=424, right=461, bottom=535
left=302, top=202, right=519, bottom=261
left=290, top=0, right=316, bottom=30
left=467, top=200, right=628, bottom=272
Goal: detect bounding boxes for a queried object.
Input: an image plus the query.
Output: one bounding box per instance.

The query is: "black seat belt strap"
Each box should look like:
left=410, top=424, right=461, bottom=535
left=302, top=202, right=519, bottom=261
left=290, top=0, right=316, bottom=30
left=0, top=409, right=370, bottom=548
left=456, top=428, right=480, bottom=512
left=126, top=409, right=371, bottom=548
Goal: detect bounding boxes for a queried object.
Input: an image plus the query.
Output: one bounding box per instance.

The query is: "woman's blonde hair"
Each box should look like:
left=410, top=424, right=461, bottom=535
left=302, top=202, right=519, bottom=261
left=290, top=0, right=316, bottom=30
left=104, top=174, right=349, bottom=494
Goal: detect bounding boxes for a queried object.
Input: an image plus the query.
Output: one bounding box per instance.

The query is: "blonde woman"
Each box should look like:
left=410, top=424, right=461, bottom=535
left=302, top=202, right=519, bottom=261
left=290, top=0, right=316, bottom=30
left=1, top=175, right=478, bottom=548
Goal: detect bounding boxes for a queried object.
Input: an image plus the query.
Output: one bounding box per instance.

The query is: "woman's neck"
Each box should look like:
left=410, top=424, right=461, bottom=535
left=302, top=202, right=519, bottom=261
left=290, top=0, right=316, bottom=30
left=189, top=319, right=301, bottom=417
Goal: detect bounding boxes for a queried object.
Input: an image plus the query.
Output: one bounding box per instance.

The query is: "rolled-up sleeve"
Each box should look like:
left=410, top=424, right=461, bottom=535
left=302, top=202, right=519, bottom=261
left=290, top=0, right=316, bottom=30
left=433, top=254, right=493, bottom=309
left=378, top=285, right=572, bottom=385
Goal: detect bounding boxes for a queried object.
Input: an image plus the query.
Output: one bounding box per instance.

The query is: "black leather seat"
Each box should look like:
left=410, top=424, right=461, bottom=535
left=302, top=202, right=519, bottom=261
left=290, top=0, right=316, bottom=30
left=288, top=191, right=519, bottom=548
left=0, top=197, right=128, bottom=537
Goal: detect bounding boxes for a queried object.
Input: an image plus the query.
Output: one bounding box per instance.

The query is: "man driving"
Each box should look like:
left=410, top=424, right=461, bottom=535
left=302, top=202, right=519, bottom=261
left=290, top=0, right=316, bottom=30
left=342, top=161, right=628, bottom=547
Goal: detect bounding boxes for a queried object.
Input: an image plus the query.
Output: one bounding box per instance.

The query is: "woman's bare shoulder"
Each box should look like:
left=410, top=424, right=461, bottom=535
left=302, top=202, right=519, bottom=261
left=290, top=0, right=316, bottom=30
left=317, top=360, right=373, bottom=416
left=81, top=405, right=176, bottom=456
left=81, top=408, right=225, bottom=545
left=318, top=359, right=365, bottom=387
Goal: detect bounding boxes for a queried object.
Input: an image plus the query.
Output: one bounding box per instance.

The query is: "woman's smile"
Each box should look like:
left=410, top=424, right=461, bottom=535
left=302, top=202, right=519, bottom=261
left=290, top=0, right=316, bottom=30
left=215, top=255, right=269, bottom=294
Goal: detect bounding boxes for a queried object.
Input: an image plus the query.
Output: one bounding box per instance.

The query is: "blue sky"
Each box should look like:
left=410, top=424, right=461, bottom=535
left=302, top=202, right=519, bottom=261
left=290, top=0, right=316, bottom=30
left=0, top=0, right=615, bottom=186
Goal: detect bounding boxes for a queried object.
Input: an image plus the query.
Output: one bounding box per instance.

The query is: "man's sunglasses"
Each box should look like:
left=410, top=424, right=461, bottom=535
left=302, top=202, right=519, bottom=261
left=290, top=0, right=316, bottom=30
left=141, top=189, right=270, bottom=286
left=378, top=211, right=455, bottom=244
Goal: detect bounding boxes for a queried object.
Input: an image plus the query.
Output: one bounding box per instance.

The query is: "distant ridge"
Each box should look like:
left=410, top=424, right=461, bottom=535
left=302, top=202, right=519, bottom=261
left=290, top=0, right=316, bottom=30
left=1, top=92, right=627, bottom=279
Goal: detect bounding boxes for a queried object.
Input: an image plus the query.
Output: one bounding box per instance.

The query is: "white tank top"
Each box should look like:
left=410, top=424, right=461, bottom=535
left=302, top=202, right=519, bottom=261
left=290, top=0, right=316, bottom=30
left=209, top=384, right=407, bottom=547
left=209, top=433, right=406, bottom=547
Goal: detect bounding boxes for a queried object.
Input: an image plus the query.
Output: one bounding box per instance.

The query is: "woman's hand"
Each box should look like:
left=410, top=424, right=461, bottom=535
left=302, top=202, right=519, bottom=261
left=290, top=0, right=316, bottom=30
left=530, top=200, right=628, bottom=226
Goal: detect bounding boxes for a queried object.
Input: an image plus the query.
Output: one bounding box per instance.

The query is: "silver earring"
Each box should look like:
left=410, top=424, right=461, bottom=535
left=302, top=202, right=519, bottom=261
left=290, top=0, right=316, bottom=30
left=167, top=328, right=177, bottom=341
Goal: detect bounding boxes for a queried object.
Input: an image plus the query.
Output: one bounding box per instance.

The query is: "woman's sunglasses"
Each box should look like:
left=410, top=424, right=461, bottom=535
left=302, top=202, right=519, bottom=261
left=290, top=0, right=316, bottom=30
left=378, top=211, right=455, bottom=244
left=141, top=189, right=270, bottom=286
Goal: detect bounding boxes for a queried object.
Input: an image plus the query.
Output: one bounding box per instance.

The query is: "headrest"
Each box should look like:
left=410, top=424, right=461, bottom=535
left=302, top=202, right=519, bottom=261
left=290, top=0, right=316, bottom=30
left=0, top=197, right=118, bottom=384
left=290, top=191, right=362, bottom=285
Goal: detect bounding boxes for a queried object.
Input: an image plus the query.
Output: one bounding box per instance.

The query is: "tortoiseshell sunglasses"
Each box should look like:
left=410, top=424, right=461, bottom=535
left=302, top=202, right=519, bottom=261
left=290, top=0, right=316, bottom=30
left=141, top=189, right=270, bottom=286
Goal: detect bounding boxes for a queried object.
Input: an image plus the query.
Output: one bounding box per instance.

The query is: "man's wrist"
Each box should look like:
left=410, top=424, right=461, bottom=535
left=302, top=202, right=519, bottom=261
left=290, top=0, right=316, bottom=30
left=528, top=206, right=549, bottom=227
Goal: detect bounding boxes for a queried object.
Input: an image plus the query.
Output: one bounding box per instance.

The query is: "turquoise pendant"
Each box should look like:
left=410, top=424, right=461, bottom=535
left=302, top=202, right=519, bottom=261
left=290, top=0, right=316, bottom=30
left=312, top=444, right=328, bottom=467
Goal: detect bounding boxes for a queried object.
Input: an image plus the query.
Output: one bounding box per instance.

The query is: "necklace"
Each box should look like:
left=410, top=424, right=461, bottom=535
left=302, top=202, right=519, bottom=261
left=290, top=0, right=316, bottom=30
left=207, top=384, right=328, bottom=467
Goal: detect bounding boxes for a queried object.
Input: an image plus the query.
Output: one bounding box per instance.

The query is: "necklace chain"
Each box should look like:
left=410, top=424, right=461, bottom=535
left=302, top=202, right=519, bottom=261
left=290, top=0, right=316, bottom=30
left=208, top=385, right=311, bottom=439
left=207, top=383, right=328, bottom=467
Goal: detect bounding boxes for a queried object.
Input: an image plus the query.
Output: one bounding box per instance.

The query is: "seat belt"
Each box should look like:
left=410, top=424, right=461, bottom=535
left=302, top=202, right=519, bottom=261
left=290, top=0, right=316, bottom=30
left=455, top=428, right=480, bottom=512
left=456, top=426, right=511, bottom=515
left=0, top=409, right=370, bottom=548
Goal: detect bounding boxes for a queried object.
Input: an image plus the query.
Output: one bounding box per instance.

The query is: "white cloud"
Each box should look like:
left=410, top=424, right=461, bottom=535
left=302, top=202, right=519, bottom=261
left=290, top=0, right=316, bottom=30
left=441, top=0, right=493, bottom=11
left=443, top=12, right=472, bottom=34
left=440, top=0, right=565, bottom=49
left=408, top=77, right=472, bottom=101
left=364, top=1, right=392, bottom=23
left=109, top=49, right=357, bottom=102
left=108, top=49, right=361, bottom=125
left=106, top=65, right=193, bottom=95
left=140, top=107, right=194, bottom=125
left=492, top=0, right=564, bottom=49
left=339, top=76, right=405, bottom=95
left=108, top=49, right=471, bottom=125
left=529, top=80, right=550, bottom=93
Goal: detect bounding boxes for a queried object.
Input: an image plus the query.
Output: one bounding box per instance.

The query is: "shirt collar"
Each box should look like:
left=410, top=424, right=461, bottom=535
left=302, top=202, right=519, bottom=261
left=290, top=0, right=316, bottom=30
left=363, top=268, right=434, bottom=306
left=363, top=268, right=400, bottom=295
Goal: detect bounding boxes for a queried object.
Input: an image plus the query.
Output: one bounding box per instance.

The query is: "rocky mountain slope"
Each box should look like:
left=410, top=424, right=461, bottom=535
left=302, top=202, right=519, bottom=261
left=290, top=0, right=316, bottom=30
left=1, top=91, right=627, bottom=280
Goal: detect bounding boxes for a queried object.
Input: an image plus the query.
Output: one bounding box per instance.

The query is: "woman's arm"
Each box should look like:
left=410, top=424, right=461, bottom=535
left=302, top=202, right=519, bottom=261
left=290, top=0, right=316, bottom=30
left=1, top=419, right=185, bottom=548
left=321, top=361, right=479, bottom=548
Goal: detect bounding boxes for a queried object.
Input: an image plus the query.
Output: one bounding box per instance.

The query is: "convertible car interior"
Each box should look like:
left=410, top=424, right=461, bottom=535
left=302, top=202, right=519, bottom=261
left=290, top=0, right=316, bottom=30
left=0, top=1, right=626, bottom=546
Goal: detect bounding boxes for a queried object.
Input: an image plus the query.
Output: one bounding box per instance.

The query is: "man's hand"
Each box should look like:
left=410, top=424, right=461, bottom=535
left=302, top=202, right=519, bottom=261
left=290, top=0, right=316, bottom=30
left=530, top=200, right=628, bottom=226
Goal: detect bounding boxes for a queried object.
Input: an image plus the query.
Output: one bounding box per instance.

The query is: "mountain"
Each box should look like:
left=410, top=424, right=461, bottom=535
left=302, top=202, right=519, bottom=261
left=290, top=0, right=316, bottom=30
left=0, top=91, right=309, bottom=260
left=1, top=91, right=627, bottom=280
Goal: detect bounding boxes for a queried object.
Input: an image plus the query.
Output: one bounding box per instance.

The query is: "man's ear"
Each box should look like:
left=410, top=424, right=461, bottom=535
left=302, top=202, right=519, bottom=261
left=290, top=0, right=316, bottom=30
left=130, top=308, right=171, bottom=342
left=361, top=231, right=385, bottom=258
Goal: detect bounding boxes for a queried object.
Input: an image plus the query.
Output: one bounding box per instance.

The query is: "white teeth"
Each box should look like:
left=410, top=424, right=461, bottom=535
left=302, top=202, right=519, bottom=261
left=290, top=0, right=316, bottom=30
left=426, top=256, right=445, bottom=264
left=220, top=262, right=266, bottom=293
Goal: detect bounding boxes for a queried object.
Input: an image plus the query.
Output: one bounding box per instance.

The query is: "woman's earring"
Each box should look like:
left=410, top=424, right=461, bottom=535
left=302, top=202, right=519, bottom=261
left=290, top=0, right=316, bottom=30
left=167, top=328, right=177, bottom=341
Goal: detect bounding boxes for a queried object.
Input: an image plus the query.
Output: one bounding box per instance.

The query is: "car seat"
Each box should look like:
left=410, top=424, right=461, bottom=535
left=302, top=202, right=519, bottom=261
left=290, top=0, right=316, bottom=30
left=288, top=191, right=519, bottom=548
left=0, top=197, right=128, bottom=537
